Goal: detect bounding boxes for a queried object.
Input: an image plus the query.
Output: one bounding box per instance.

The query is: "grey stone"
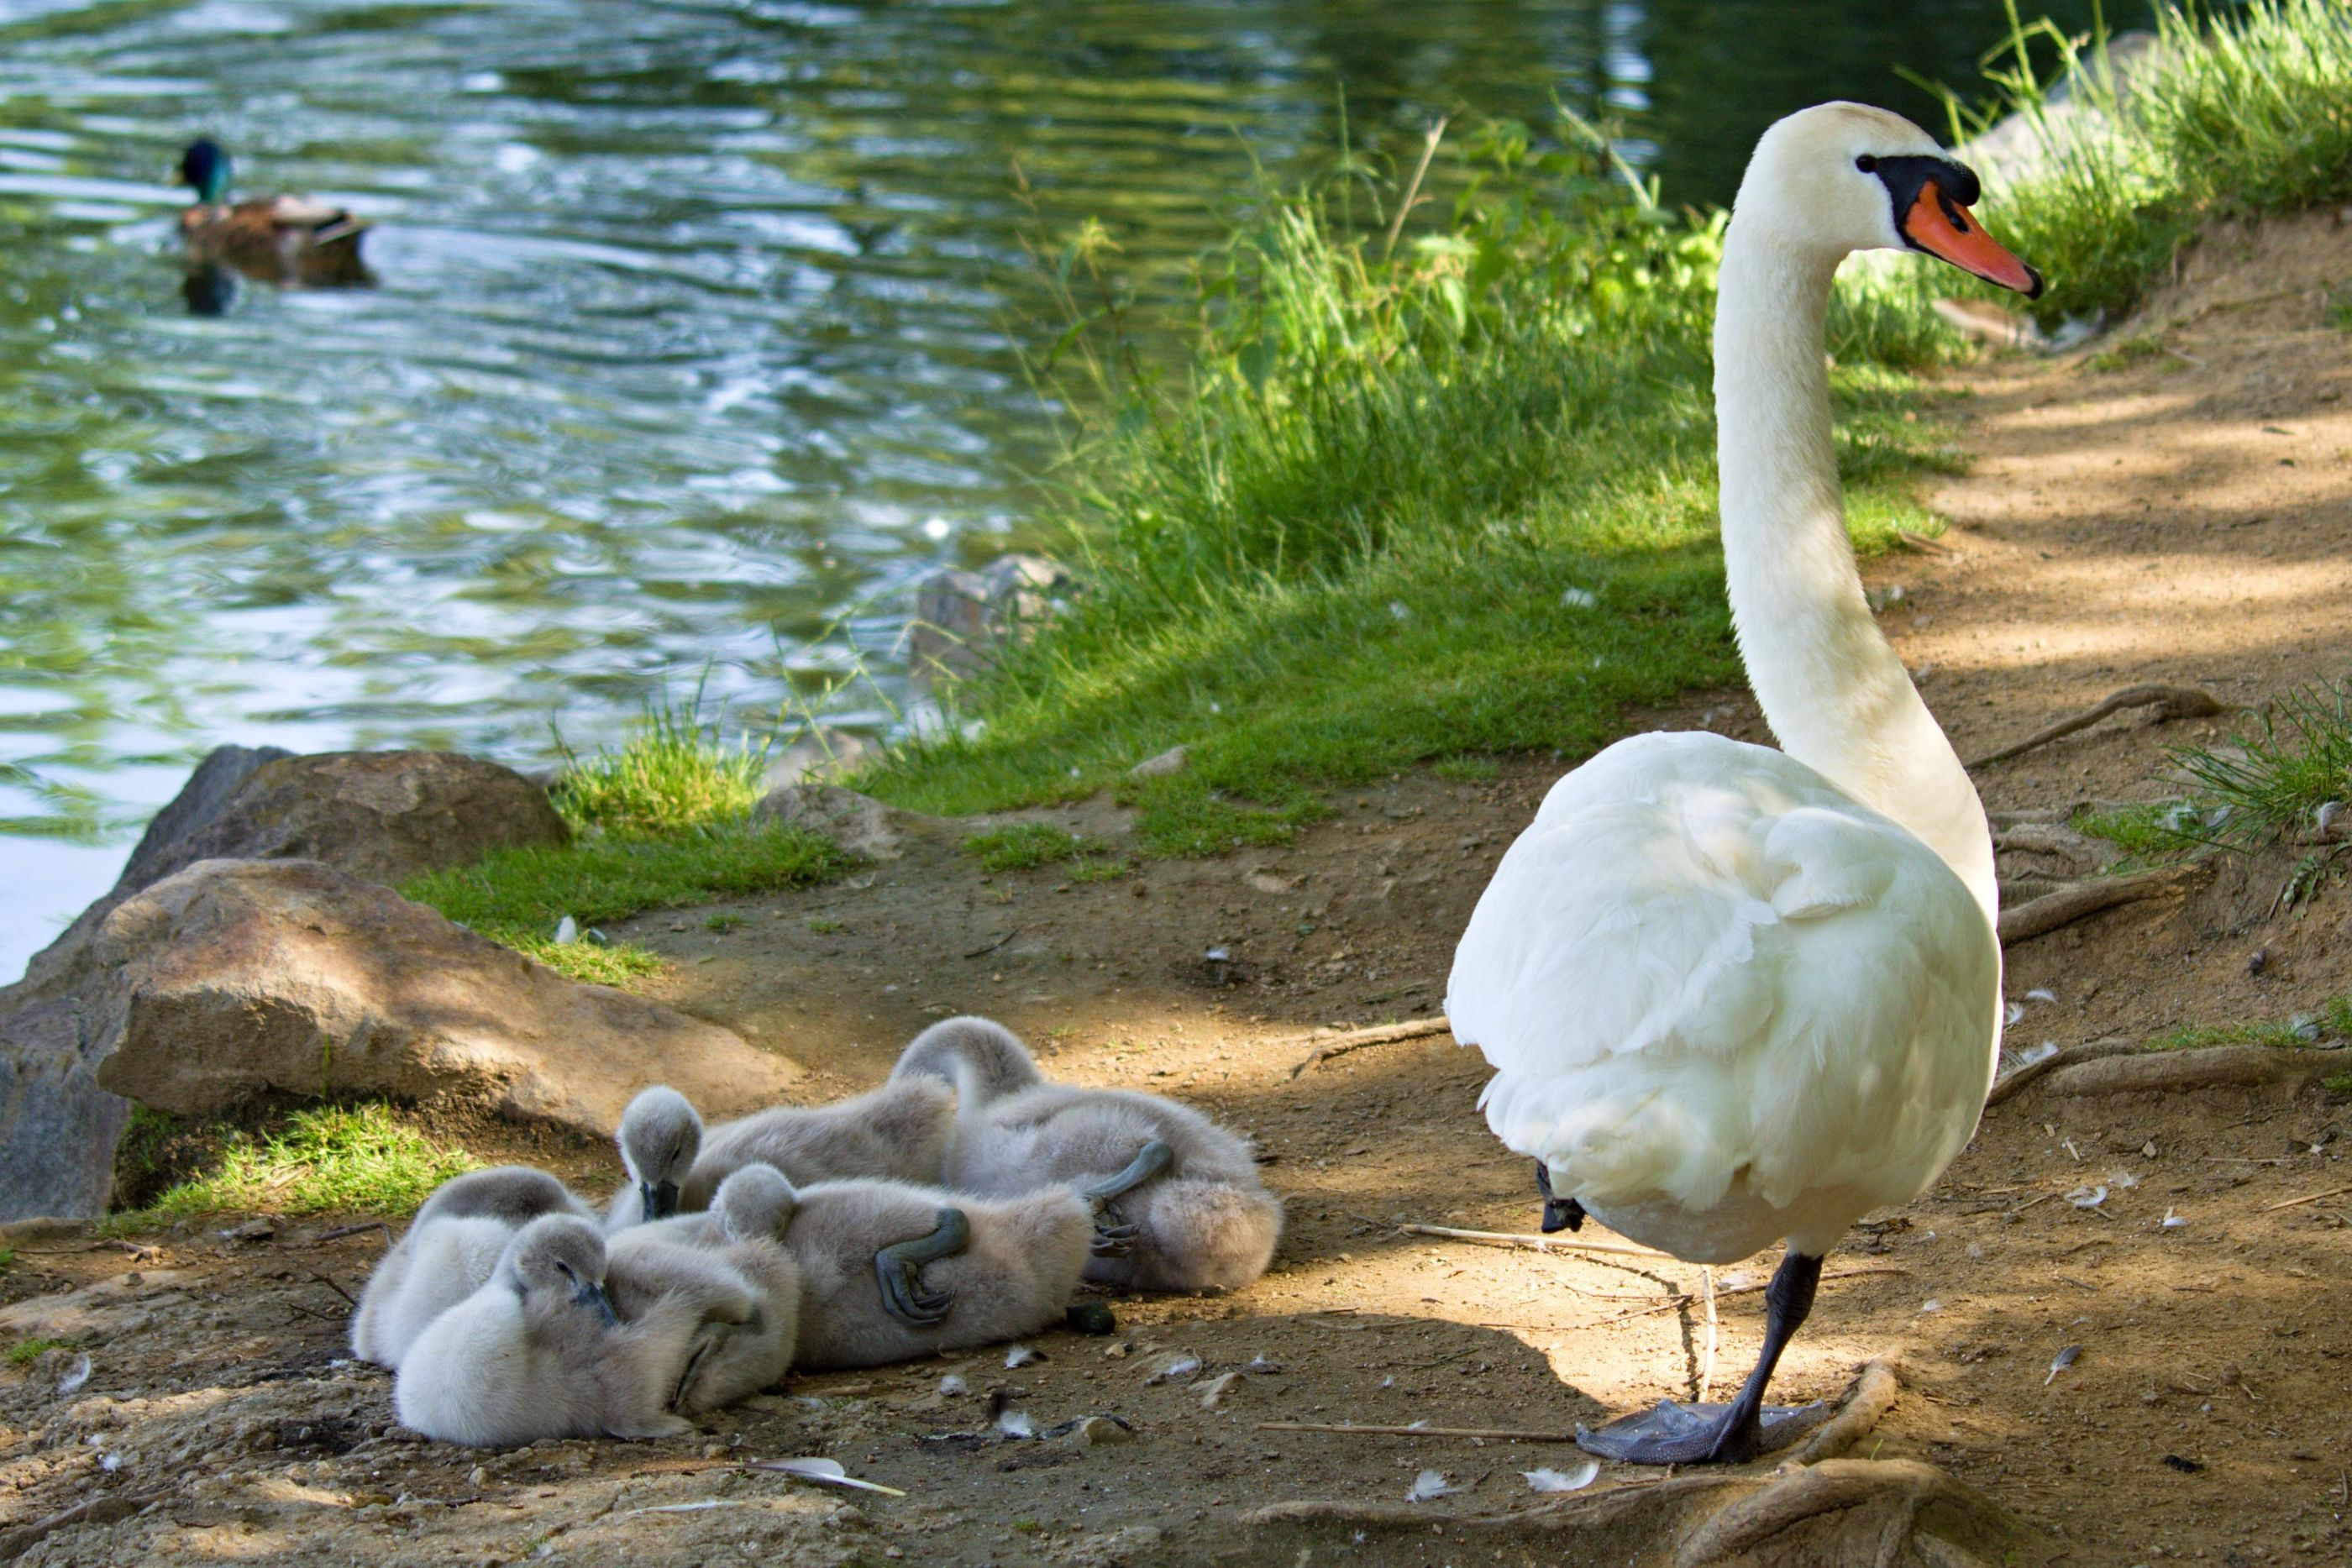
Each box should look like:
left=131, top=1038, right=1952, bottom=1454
left=1129, top=745, right=1189, bottom=779
left=754, top=784, right=919, bottom=861
left=764, top=727, right=879, bottom=789
left=907, top=553, right=1069, bottom=692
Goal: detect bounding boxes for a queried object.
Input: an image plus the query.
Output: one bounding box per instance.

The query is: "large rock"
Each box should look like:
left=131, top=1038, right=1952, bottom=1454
left=122, top=748, right=568, bottom=894
left=0, top=859, right=801, bottom=1219
left=20, top=747, right=567, bottom=992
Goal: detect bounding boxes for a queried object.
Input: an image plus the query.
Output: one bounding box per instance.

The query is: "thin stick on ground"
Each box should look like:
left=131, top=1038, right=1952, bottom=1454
left=1567, top=1266, right=1911, bottom=1333
left=1398, top=1222, right=1672, bottom=1261
left=2260, top=1183, right=2352, bottom=1214
left=1697, top=1266, right=1718, bottom=1404
left=1998, top=862, right=2207, bottom=946
left=1966, top=684, right=2229, bottom=769
left=1289, top=1016, right=1453, bottom=1078
left=1257, top=1420, right=1582, bottom=1443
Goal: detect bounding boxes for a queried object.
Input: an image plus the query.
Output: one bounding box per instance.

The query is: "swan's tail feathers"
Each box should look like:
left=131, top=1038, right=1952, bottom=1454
left=1479, top=1067, right=1746, bottom=1217
left=890, top=1015, right=1045, bottom=1109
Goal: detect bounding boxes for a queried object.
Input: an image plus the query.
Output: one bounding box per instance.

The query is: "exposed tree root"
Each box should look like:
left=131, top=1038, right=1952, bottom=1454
left=1674, top=1458, right=2037, bottom=1568
left=1985, top=1039, right=2137, bottom=1106
left=1797, top=1360, right=1902, bottom=1462
left=0, top=1497, right=150, bottom=1562
left=1967, top=684, right=2229, bottom=770
left=1998, top=862, right=2208, bottom=946
left=1288, top=1015, right=1453, bottom=1078
left=2044, top=1042, right=2330, bottom=1098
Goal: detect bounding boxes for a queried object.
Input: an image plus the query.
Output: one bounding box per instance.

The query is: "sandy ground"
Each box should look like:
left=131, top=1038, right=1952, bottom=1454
left=4, top=217, right=2351, bottom=1567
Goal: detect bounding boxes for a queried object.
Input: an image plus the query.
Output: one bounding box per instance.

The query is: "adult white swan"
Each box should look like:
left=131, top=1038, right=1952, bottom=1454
left=1445, top=103, right=2041, bottom=1466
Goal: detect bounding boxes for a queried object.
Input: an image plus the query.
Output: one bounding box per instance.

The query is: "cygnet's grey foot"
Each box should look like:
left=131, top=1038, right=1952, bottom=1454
left=1081, top=1141, right=1174, bottom=1206
left=1088, top=1219, right=1139, bottom=1258
left=874, top=1206, right=971, bottom=1326
left=671, top=1325, right=722, bottom=1409
left=1574, top=1398, right=1826, bottom=1466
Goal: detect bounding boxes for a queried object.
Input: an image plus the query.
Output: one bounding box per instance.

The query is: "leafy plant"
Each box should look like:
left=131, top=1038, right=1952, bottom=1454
left=135, top=1104, right=475, bottom=1218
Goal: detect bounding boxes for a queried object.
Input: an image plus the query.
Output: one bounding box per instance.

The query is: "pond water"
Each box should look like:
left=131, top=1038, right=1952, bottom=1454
left=0, top=0, right=2100, bottom=978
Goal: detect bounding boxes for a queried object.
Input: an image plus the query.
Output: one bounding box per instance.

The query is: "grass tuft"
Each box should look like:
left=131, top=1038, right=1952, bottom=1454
left=8, top=1337, right=77, bottom=1366
left=134, top=1104, right=475, bottom=1219
left=2165, top=679, right=2352, bottom=849
left=401, top=824, right=848, bottom=983
left=966, top=823, right=1100, bottom=872
left=552, top=699, right=768, bottom=838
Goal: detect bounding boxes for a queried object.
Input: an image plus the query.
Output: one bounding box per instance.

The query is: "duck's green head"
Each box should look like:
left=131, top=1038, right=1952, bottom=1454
left=178, top=139, right=230, bottom=204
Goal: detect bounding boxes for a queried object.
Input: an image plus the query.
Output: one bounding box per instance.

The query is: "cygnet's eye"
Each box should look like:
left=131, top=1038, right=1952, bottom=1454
left=1854, top=155, right=1878, bottom=173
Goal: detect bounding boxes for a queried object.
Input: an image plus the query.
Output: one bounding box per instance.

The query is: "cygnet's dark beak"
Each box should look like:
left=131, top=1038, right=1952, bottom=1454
left=575, top=1277, right=620, bottom=1326
left=642, top=1179, right=680, bottom=1221
left=1533, top=1161, right=1584, bottom=1234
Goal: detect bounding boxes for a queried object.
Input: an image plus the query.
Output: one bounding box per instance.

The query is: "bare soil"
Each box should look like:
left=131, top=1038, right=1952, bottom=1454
left=5, top=218, right=2351, bottom=1568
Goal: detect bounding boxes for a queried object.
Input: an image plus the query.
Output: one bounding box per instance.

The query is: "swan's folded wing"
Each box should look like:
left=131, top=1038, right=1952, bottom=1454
left=1448, top=744, right=1998, bottom=1214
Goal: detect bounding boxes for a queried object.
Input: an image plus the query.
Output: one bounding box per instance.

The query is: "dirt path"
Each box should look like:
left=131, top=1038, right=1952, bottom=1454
left=4, top=221, right=2350, bottom=1567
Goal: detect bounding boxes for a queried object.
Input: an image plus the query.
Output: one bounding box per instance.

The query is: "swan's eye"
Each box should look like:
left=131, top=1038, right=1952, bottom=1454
left=1855, top=155, right=1878, bottom=173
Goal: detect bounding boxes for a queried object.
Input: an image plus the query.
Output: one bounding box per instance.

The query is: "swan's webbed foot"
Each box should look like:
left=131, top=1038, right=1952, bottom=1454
left=874, top=1207, right=971, bottom=1326
left=1533, top=1162, right=1585, bottom=1233
left=1578, top=1249, right=1828, bottom=1466
left=1574, top=1398, right=1825, bottom=1466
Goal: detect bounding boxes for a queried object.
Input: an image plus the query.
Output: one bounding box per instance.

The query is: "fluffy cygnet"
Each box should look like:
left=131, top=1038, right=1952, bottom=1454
left=708, top=1162, right=1091, bottom=1371
left=605, top=1078, right=956, bottom=1229
left=891, top=1015, right=1283, bottom=1292
left=605, top=1177, right=801, bottom=1413
left=393, top=1215, right=703, bottom=1446
left=352, top=1166, right=595, bottom=1368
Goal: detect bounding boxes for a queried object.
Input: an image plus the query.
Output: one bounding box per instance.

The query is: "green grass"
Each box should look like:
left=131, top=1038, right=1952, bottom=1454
left=831, top=8, right=2352, bottom=862
left=1923, top=0, right=2352, bottom=329
left=0, top=1247, right=14, bottom=1273
left=966, top=823, right=1103, bottom=872
left=2085, top=333, right=2175, bottom=372
left=552, top=698, right=768, bottom=837
left=133, top=1104, right=475, bottom=1219
left=2165, top=680, right=2352, bottom=849
left=396, top=705, right=852, bottom=985
left=402, top=823, right=847, bottom=982
left=851, top=118, right=1961, bottom=847
left=2150, top=995, right=2349, bottom=1052
left=8, top=1337, right=77, bottom=1366
left=806, top=915, right=844, bottom=935
left=1431, top=755, right=1501, bottom=783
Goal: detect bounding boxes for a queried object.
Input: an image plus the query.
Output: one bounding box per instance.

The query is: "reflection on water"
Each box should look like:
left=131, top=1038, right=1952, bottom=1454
left=0, top=0, right=2099, bottom=977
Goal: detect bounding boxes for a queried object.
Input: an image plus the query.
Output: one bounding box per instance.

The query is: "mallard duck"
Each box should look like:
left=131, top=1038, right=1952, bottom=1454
left=176, top=139, right=372, bottom=286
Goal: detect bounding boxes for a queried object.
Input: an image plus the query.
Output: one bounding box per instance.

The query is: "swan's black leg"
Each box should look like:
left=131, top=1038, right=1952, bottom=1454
left=874, top=1207, right=971, bottom=1326
left=1534, top=1162, right=1585, bottom=1234
left=1576, top=1251, right=1825, bottom=1466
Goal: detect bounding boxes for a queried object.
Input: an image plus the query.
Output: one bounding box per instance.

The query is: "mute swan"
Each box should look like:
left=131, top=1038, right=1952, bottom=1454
left=703, top=1162, right=1093, bottom=1371
left=351, top=1167, right=595, bottom=1367
left=1446, top=102, right=2038, bottom=1467
left=605, top=1078, right=957, bottom=1229
left=393, top=1215, right=700, bottom=1445
left=891, top=1015, right=1282, bottom=1292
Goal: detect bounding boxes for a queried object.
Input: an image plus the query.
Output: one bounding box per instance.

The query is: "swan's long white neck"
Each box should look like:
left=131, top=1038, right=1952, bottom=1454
left=1714, top=221, right=1998, bottom=920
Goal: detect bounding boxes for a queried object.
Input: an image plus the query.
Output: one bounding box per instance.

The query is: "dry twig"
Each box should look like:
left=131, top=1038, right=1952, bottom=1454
left=1967, top=684, right=2228, bottom=769
left=1257, top=1420, right=1579, bottom=1443
left=1397, top=1222, right=1670, bottom=1261
left=1289, top=1016, right=1453, bottom=1078
left=2260, top=1183, right=2352, bottom=1214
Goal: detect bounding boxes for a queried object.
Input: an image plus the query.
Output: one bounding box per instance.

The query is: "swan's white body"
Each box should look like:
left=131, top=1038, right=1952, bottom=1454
left=1447, top=103, right=2006, bottom=1267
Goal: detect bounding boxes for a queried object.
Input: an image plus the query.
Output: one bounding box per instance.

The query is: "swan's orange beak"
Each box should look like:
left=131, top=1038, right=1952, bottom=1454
left=1903, top=182, right=2042, bottom=299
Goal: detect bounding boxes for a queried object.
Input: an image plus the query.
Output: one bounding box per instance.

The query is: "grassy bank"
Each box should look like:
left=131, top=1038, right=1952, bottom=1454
left=846, top=1, right=2352, bottom=853
left=857, top=122, right=1958, bottom=851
